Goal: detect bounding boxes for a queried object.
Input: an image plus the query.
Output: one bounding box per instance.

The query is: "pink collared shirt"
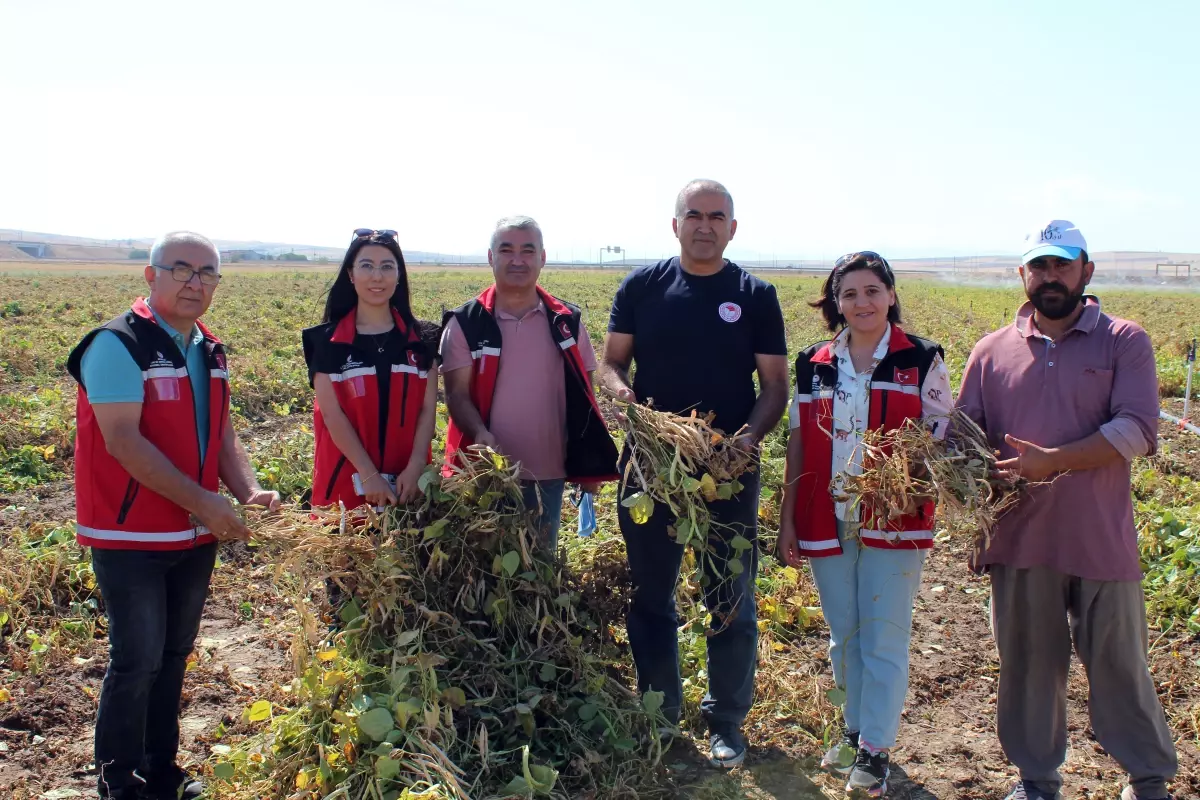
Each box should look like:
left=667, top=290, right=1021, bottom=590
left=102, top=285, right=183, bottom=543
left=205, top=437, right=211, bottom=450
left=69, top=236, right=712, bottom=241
left=955, top=297, right=1158, bottom=581
left=440, top=303, right=598, bottom=481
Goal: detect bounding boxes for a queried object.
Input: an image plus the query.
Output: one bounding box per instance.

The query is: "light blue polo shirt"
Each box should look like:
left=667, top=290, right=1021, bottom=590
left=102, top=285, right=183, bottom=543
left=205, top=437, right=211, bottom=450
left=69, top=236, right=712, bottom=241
left=79, top=307, right=210, bottom=461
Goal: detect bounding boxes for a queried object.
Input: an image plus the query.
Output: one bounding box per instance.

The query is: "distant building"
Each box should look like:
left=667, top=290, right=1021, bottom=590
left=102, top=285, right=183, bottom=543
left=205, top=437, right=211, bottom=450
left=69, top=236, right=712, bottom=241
left=220, top=249, right=269, bottom=262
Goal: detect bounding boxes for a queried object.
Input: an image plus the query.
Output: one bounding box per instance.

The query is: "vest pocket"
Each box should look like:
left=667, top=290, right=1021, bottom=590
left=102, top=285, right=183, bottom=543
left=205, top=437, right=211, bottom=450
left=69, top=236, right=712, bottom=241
left=325, top=455, right=348, bottom=500
left=116, top=477, right=140, bottom=524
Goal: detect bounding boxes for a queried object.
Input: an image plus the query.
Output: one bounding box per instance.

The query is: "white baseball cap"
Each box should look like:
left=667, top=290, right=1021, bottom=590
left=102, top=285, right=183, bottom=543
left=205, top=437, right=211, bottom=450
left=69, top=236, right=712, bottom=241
left=1022, top=220, right=1087, bottom=265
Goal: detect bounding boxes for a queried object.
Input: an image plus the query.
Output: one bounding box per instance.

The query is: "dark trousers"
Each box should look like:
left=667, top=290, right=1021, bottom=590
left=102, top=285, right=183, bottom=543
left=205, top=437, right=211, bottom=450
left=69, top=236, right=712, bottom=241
left=619, top=468, right=759, bottom=731
left=91, top=543, right=217, bottom=795
left=520, top=478, right=566, bottom=554
left=991, top=564, right=1178, bottom=798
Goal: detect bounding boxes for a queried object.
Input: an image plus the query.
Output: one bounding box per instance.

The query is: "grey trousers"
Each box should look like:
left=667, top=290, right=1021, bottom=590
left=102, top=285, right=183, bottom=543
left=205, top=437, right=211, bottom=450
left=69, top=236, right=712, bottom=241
left=990, top=565, right=1177, bottom=798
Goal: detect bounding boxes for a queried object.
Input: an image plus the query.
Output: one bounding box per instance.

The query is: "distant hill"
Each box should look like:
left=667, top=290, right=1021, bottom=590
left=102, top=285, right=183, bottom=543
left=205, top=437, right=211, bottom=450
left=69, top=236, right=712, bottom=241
left=0, top=229, right=1196, bottom=276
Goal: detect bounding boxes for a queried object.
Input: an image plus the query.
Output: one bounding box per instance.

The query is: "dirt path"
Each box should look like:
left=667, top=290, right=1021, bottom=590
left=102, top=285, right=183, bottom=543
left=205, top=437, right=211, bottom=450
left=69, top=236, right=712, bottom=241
left=1, top=568, right=292, bottom=800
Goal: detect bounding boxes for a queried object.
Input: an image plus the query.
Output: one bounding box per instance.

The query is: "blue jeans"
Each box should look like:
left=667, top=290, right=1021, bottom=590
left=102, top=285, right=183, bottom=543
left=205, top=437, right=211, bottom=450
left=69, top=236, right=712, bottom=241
left=90, top=543, right=217, bottom=795
left=619, top=467, right=759, bottom=731
left=520, top=478, right=566, bottom=553
left=808, top=521, right=926, bottom=750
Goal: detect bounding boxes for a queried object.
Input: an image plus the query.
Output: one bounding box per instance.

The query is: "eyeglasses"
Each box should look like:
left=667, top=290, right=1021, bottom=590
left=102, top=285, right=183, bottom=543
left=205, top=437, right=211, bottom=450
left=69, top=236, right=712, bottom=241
left=353, top=228, right=398, bottom=242
left=153, top=265, right=221, bottom=286
left=835, top=251, right=893, bottom=276
left=355, top=263, right=398, bottom=276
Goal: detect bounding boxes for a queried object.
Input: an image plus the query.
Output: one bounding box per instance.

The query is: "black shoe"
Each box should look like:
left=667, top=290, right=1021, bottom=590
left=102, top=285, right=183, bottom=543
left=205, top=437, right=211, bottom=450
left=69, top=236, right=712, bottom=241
left=98, top=789, right=143, bottom=800
left=708, top=727, right=747, bottom=769
left=845, top=747, right=889, bottom=797
left=142, top=764, right=204, bottom=800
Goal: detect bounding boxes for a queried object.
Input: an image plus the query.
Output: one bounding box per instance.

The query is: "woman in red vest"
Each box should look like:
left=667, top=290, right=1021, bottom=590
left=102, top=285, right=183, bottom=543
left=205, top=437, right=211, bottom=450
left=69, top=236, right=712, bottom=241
left=777, top=252, right=953, bottom=798
left=302, top=229, right=439, bottom=511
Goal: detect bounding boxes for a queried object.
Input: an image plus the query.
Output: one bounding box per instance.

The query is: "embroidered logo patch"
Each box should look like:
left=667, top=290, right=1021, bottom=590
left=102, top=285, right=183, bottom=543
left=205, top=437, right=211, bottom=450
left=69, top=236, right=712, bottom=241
left=719, top=302, right=742, bottom=323
left=894, top=367, right=918, bottom=386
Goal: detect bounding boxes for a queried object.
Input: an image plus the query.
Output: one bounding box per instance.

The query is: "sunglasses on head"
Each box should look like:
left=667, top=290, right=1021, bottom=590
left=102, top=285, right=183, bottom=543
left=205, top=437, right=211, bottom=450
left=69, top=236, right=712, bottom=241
left=835, top=250, right=893, bottom=275
left=352, top=228, right=398, bottom=242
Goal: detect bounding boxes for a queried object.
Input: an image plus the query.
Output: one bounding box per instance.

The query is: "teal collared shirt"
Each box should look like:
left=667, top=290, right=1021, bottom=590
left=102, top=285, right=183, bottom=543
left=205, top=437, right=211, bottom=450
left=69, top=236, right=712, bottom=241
left=79, top=305, right=210, bottom=462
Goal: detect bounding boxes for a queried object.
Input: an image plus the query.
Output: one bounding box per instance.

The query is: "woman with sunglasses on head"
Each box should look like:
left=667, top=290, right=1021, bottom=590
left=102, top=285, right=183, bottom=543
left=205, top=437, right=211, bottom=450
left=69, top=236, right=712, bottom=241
left=777, top=252, right=953, bottom=798
left=302, top=229, right=440, bottom=512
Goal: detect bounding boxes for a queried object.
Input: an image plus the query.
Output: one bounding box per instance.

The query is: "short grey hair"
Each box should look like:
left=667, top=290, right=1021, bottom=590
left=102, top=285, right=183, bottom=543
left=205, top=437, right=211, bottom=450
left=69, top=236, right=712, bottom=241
left=490, top=215, right=544, bottom=251
left=674, top=179, right=734, bottom=219
left=149, top=231, right=221, bottom=268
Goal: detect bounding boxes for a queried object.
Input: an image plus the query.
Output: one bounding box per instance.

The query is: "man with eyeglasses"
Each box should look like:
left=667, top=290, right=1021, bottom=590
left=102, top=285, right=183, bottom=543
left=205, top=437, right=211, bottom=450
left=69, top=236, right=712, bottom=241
left=957, top=221, right=1177, bottom=800
left=66, top=231, right=280, bottom=800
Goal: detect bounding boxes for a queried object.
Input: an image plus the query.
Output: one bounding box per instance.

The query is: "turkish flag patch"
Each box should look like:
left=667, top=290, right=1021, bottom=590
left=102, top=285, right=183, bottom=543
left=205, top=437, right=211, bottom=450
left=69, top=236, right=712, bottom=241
left=894, top=367, right=918, bottom=386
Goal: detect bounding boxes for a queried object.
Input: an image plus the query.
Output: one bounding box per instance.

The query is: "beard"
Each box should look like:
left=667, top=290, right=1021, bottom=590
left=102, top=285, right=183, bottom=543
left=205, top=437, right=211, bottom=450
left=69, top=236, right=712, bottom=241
left=1028, top=278, right=1086, bottom=320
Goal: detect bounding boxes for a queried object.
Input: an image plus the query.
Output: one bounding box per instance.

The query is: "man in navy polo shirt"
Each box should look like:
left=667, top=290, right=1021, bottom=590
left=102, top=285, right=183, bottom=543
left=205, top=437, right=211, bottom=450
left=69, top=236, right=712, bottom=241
left=599, top=179, right=789, bottom=767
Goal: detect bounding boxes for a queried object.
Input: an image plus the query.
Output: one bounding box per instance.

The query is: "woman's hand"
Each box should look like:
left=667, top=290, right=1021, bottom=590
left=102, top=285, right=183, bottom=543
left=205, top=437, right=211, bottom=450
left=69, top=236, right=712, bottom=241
left=776, top=517, right=804, bottom=568
left=363, top=472, right=397, bottom=507
left=395, top=462, right=426, bottom=504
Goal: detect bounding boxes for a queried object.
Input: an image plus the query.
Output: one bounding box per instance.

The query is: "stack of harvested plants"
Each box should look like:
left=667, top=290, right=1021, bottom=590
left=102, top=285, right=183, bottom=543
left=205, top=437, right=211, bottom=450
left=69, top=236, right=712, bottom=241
left=214, top=452, right=664, bottom=800
left=834, top=409, right=1019, bottom=554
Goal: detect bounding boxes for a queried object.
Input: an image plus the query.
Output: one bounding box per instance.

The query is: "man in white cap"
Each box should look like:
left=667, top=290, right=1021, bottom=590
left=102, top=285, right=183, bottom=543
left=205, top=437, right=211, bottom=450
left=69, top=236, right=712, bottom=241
left=956, top=221, right=1177, bottom=800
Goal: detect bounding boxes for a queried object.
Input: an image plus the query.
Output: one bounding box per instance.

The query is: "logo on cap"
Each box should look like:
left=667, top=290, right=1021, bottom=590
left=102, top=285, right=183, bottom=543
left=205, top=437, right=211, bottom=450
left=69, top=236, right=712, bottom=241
left=719, top=302, right=742, bottom=323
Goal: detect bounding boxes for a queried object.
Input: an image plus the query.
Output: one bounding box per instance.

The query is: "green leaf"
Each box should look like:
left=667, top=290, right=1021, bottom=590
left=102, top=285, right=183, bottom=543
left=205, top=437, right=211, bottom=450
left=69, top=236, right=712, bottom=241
left=539, top=663, right=557, bottom=683
left=372, top=742, right=394, bottom=757
left=395, top=629, right=420, bottom=648
left=417, top=468, right=438, bottom=494
left=501, top=551, right=521, bottom=577
left=681, top=476, right=701, bottom=493
left=621, top=491, right=642, bottom=508
left=826, top=687, right=847, bottom=706
left=375, top=755, right=401, bottom=782
left=213, top=761, right=235, bottom=780
left=630, top=492, right=655, bottom=525
left=339, top=599, right=364, bottom=625
left=247, top=699, right=272, bottom=722
left=728, top=559, right=744, bottom=576
left=442, top=686, right=467, bottom=708
left=358, top=707, right=395, bottom=741
left=730, top=534, right=752, bottom=553
left=422, top=518, right=448, bottom=541
left=611, top=737, right=638, bottom=751
left=577, top=703, right=599, bottom=722
left=715, top=482, right=734, bottom=501
left=642, top=690, right=665, bottom=716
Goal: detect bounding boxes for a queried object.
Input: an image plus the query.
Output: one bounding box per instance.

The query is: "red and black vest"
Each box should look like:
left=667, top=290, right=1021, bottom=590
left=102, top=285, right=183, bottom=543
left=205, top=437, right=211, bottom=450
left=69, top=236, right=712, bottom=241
left=792, top=325, right=943, bottom=557
left=301, top=307, right=433, bottom=509
left=441, top=286, right=619, bottom=483
left=66, top=298, right=229, bottom=551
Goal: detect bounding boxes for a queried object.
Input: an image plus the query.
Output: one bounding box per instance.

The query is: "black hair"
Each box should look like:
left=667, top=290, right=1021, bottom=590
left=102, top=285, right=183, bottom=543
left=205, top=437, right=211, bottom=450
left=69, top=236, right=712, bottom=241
left=322, top=234, right=415, bottom=328
left=809, top=252, right=903, bottom=332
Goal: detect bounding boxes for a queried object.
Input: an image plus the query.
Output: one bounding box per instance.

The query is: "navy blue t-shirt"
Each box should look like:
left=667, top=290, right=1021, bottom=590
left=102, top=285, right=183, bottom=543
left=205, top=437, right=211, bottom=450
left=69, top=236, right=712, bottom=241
left=607, top=258, right=787, bottom=434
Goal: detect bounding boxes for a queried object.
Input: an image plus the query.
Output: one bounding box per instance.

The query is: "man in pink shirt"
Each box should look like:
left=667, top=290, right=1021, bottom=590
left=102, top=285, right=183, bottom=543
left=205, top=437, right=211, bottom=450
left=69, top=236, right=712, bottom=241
left=440, top=216, right=618, bottom=551
left=956, top=221, right=1177, bottom=800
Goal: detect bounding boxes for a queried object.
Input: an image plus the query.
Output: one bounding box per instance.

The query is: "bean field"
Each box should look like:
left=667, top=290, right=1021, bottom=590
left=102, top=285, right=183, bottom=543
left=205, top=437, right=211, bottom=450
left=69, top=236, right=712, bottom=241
left=1, top=265, right=1198, bottom=799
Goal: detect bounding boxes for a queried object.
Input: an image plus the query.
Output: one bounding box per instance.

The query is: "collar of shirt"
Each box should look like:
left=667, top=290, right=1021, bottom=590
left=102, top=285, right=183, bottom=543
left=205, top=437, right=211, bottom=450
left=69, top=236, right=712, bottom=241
left=495, top=301, right=546, bottom=323
left=1014, top=295, right=1101, bottom=340
left=146, top=302, right=204, bottom=356
left=832, top=324, right=892, bottom=377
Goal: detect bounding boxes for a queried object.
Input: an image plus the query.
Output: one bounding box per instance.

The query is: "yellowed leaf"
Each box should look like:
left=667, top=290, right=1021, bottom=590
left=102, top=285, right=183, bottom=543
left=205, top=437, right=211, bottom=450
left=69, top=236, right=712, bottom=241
left=315, top=648, right=338, bottom=662
left=295, top=771, right=309, bottom=789
left=0, top=688, right=11, bottom=702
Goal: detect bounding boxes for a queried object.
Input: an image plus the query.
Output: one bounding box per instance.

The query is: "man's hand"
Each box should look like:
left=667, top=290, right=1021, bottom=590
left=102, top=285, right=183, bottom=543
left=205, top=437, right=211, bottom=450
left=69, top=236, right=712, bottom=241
left=575, top=481, right=603, bottom=495
left=472, top=430, right=500, bottom=452
left=242, top=488, right=282, bottom=512
left=995, top=434, right=1061, bottom=482
left=395, top=462, right=426, bottom=504
left=612, top=387, right=635, bottom=423
left=194, top=492, right=251, bottom=541
left=776, top=518, right=803, bottom=568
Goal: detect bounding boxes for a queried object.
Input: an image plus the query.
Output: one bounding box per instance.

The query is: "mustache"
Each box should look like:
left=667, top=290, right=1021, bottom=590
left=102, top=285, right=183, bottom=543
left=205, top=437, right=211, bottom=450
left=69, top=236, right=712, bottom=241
left=1034, top=282, right=1071, bottom=296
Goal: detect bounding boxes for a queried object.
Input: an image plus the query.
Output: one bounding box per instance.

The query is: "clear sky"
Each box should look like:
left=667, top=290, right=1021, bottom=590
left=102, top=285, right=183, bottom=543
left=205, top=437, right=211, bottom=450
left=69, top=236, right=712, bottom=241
left=2, top=0, right=1197, bottom=261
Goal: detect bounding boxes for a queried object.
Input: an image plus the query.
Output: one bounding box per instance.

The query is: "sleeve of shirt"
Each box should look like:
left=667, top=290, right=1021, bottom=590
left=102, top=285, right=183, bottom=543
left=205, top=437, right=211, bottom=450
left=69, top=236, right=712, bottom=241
left=438, top=317, right=474, bottom=374
left=921, top=352, right=954, bottom=440
left=1100, top=325, right=1157, bottom=459
left=607, top=271, right=638, bottom=334
left=752, top=283, right=788, bottom=356
left=577, top=324, right=599, bottom=372
left=954, top=345, right=987, bottom=434
left=79, top=330, right=144, bottom=404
